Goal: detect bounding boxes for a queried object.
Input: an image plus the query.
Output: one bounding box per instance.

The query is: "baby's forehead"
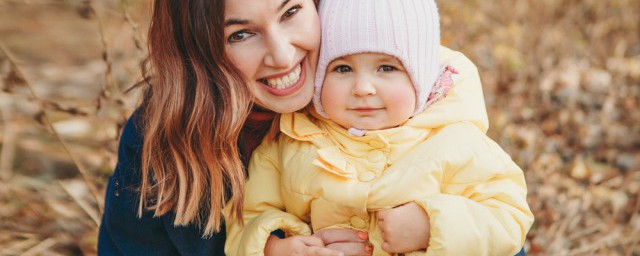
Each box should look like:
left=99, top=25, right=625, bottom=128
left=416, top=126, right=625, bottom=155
left=330, top=52, right=403, bottom=64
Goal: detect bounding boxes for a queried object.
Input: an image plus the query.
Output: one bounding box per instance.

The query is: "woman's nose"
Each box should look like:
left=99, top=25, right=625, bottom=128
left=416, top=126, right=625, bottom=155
left=352, top=76, right=376, bottom=96
left=263, top=32, right=296, bottom=69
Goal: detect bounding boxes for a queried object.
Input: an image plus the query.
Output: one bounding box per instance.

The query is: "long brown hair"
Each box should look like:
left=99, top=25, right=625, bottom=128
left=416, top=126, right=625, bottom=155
left=138, top=0, right=251, bottom=236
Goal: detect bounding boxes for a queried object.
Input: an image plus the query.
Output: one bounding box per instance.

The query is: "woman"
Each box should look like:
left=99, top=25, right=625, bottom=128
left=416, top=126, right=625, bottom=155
left=98, top=0, right=374, bottom=255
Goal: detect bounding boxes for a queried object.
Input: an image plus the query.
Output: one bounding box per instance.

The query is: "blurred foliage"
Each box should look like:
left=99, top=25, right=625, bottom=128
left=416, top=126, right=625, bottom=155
left=0, top=0, right=638, bottom=255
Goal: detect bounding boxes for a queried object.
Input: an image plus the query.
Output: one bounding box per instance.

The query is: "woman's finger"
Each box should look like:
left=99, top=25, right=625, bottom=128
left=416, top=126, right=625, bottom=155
left=305, top=246, right=345, bottom=256
left=314, top=228, right=368, bottom=244
left=300, top=235, right=325, bottom=247
left=325, top=242, right=373, bottom=256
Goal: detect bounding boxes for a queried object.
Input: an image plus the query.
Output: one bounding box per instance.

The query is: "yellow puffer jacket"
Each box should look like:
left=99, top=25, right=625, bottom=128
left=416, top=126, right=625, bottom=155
left=225, top=46, right=534, bottom=256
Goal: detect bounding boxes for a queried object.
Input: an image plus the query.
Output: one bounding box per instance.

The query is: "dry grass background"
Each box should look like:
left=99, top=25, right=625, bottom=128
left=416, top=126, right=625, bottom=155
left=0, top=0, right=638, bottom=255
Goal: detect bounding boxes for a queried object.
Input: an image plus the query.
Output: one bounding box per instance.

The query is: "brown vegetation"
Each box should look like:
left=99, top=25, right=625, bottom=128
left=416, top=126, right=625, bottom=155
left=0, top=0, right=638, bottom=255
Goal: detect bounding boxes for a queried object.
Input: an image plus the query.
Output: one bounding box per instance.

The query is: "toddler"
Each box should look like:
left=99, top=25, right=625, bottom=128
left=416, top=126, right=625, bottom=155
left=226, top=0, right=533, bottom=255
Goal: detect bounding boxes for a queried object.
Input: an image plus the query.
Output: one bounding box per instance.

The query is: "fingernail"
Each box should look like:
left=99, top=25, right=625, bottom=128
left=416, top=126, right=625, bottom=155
left=365, top=244, right=374, bottom=254
left=358, top=231, right=368, bottom=240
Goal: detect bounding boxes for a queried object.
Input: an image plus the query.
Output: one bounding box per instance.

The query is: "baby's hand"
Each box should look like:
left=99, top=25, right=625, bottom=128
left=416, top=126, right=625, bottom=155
left=375, top=202, right=431, bottom=253
left=264, top=234, right=344, bottom=256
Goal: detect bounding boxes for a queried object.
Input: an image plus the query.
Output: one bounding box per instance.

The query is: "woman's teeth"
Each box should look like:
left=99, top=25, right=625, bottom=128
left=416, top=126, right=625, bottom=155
left=262, top=65, right=302, bottom=89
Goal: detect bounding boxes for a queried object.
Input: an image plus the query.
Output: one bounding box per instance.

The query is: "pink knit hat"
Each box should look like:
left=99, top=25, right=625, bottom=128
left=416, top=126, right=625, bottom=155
left=313, top=0, right=441, bottom=118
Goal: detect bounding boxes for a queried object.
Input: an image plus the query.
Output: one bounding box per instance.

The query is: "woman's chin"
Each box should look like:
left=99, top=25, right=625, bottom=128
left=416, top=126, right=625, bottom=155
left=264, top=90, right=313, bottom=113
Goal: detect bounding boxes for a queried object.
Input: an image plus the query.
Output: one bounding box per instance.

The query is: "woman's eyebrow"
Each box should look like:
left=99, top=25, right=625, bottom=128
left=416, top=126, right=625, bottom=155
left=224, top=19, right=248, bottom=27
left=277, top=0, right=291, bottom=12
left=224, top=0, right=290, bottom=27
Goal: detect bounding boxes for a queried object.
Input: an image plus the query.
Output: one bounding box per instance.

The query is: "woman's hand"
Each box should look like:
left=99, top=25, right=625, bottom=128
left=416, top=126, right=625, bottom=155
left=314, top=229, right=373, bottom=255
left=264, top=235, right=344, bottom=256
left=375, top=202, right=431, bottom=253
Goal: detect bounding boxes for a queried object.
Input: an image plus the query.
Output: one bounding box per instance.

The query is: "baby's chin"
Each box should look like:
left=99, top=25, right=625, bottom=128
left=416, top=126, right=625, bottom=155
left=346, top=122, right=402, bottom=131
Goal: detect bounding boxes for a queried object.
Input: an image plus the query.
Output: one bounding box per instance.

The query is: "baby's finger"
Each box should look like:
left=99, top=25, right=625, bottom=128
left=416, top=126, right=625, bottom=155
left=381, top=241, right=399, bottom=254
left=375, top=210, right=388, bottom=221
left=377, top=217, right=391, bottom=234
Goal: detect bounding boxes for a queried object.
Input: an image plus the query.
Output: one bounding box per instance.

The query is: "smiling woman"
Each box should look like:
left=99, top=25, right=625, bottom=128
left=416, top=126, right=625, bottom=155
left=96, top=0, right=326, bottom=255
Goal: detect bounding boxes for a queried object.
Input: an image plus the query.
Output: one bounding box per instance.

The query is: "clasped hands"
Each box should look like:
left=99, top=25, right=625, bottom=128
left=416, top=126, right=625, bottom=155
left=264, top=202, right=430, bottom=256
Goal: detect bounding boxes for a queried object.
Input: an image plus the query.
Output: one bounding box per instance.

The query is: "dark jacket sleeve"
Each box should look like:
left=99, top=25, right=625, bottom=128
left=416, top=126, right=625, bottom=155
left=98, top=111, right=225, bottom=256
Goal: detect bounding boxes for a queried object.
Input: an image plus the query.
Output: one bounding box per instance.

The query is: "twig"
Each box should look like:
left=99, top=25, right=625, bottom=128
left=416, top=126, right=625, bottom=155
left=567, top=222, right=605, bottom=242
left=86, top=0, right=120, bottom=110
left=0, top=43, right=104, bottom=213
left=58, top=180, right=101, bottom=227
left=549, top=199, right=581, bottom=252
left=121, top=1, right=145, bottom=53
left=90, top=0, right=132, bottom=147
left=4, top=235, right=38, bottom=255
left=630, top=192, right=640, bottom=230
left=0, top=99, right=17, bottom=181
left=21, top=237, right=57, bottom=256
left=568, top=234, right=640, bottom=256
left=626, top=239, right=639, bottom=256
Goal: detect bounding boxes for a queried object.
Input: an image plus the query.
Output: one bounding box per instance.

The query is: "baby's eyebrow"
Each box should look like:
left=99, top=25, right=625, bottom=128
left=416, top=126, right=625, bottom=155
left=327, top=57, right=347, bottom=66
left=375, top=56, right=401, bottom=63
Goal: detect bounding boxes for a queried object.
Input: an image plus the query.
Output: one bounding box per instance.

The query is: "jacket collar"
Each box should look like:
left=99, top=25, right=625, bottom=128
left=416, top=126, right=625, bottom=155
left=279, top=107, right=326, bottom=141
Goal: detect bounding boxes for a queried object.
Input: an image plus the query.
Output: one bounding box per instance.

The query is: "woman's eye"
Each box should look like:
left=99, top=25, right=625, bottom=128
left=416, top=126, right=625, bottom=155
left=333, top=65, right=352, bottom=73
left=281, top=5, right=301, bottom=21
left=228, top=31, right=253, bottom=43
left=378, top=65, right=397, bottom=72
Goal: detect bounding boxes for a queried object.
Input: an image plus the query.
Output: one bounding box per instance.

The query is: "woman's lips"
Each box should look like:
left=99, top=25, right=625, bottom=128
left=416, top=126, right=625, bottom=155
left=258, top=58, right=307, bottom=97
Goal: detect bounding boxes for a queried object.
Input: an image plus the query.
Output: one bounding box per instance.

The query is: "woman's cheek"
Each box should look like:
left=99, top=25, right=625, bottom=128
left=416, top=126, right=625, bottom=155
left=295, top=7, right=321, bottom=59
left=226, top=45, right=260, bottom=80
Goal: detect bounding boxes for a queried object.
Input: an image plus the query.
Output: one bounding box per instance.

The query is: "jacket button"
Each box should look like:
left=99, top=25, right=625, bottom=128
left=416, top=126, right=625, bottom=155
left=368, top=140, right=386, bottom=149
left=349, top=216, right=367, bottom=229
left=367, top=150, right=384, bottom=162
left=358, top=171, right=376, bottom=182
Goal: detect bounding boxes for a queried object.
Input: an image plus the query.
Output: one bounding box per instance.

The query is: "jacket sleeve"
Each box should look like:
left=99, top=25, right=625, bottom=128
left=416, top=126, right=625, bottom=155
left=409, top=123, right=534, bottom=256
left=225, top=142, right=311, bottom=256
left=98, top=111, right=224, bottom=256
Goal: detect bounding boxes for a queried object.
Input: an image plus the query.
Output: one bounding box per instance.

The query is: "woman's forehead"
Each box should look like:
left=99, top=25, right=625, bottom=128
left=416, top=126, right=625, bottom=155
left=224, top=0, right=292, bottom=22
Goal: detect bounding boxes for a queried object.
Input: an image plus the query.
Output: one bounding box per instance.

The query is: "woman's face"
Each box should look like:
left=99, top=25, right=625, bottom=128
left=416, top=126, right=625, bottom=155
left=224, top=0, right=320, bottom=113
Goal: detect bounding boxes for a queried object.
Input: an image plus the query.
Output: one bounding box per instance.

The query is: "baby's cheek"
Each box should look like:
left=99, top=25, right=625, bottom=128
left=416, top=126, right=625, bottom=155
left=387, top=85, right=417, bottom=113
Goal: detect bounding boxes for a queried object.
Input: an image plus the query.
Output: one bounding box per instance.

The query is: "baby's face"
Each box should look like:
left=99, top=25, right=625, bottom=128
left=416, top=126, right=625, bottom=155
left=321, top=53, right=416, bottom=130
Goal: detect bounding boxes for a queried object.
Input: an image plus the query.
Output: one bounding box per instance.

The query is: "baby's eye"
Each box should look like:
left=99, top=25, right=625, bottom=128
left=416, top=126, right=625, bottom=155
left=333, top=65, right=352, bottom=73
left=378, top=65, right=397, bottom=72
left=228, top=30, right=254, bottom=43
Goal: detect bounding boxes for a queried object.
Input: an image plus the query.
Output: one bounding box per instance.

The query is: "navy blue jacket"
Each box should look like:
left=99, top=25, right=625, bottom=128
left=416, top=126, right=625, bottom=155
left=98, top=113, right=226, bottom=255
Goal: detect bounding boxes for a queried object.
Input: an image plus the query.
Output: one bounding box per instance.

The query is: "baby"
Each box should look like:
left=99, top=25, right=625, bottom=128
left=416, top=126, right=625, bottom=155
left=226, top=0, right=533, bottom=255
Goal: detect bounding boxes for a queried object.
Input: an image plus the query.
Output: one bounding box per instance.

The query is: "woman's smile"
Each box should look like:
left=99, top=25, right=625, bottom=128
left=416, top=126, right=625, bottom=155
left=257, top=58, right=307, bottom=96
left=259, top=59, right=302, bottom=89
